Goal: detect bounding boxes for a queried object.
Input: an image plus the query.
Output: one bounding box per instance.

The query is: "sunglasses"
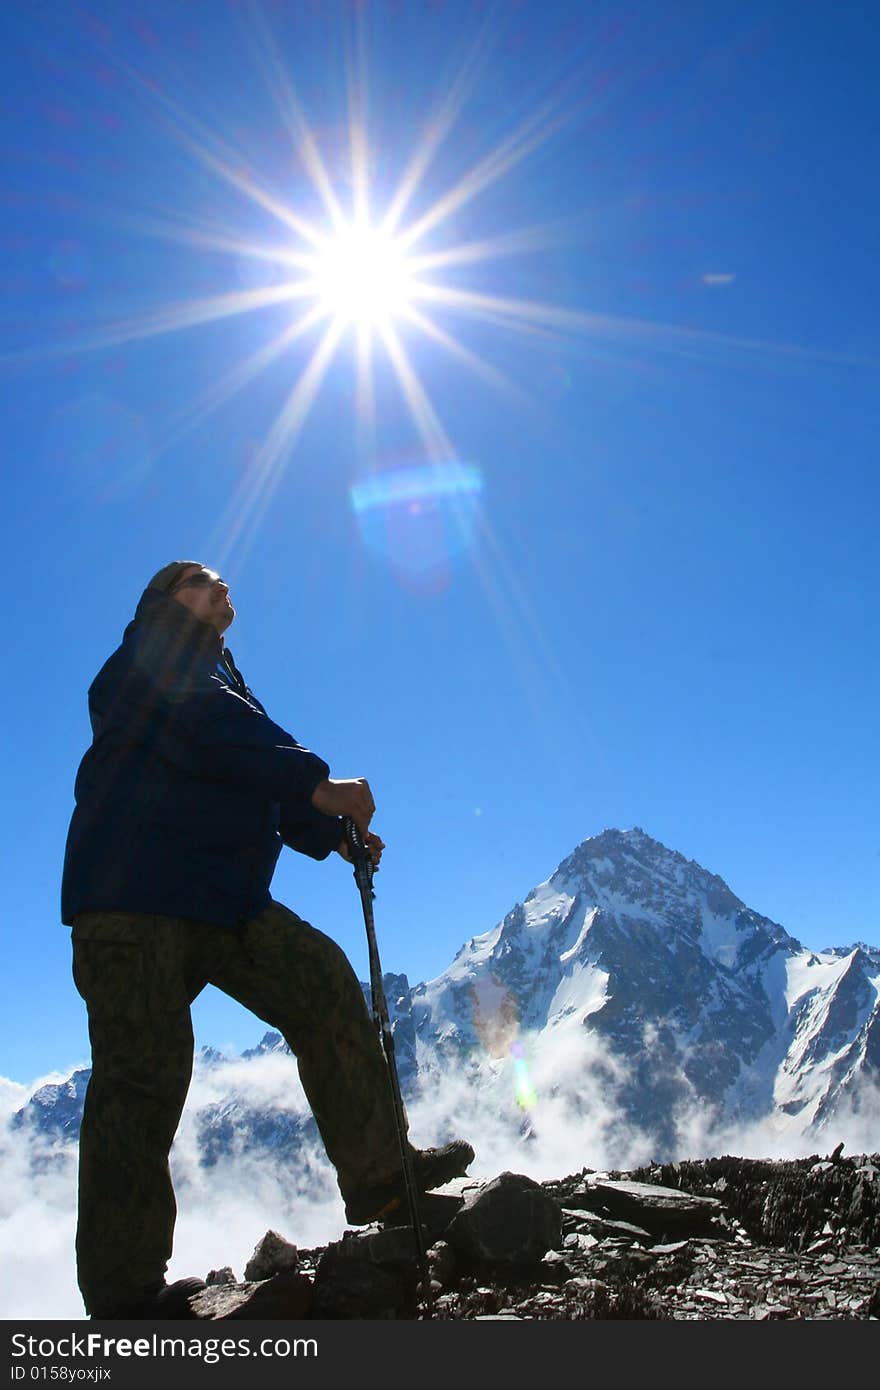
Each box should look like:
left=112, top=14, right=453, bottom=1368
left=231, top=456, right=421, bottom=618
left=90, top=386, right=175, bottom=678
left=169, top=571, right=224, bottom=593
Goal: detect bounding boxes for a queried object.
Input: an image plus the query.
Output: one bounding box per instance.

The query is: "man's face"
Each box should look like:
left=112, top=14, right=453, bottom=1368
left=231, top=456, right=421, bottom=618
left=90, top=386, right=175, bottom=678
left=169, top=565, right=235, bottom=635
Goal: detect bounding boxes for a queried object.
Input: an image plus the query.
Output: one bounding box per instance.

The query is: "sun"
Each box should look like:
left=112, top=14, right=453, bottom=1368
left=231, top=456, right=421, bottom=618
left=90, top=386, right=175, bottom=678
left=307, top=220, right=417, bottom=329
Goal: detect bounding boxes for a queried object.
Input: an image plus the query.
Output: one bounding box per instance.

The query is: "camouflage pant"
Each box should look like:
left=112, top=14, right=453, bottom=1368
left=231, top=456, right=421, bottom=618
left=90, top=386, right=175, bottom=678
left=72, top=902, right=406, bottom=1315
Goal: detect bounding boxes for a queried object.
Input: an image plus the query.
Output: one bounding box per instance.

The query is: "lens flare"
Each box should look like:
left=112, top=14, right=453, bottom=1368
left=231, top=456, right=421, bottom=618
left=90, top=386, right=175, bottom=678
left=350, top=460, right=482, bottom=591
left=511, top=1040, right=538, bottom=1111
left=469, top=974, right=538, bottom=1112
left=351, top=460, right=481, bottom=512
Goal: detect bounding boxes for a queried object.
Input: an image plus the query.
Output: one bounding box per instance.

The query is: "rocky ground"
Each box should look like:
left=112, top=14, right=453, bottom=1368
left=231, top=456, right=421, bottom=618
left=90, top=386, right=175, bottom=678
left=189, top=1149, right=880, bottom=1321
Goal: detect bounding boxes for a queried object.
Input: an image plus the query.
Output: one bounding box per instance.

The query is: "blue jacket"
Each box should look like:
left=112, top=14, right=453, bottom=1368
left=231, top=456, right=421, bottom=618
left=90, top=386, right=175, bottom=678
left=61, top=589, right=343, bottom=928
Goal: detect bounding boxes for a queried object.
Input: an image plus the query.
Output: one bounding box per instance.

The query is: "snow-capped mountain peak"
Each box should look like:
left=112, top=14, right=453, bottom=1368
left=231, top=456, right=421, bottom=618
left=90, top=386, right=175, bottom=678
left=410, top=828, right=878, bottom=1148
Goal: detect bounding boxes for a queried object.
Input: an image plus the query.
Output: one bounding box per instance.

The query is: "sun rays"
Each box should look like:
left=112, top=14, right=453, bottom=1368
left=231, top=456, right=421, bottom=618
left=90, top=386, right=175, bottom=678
left=64, top=13, right=581, bottom=520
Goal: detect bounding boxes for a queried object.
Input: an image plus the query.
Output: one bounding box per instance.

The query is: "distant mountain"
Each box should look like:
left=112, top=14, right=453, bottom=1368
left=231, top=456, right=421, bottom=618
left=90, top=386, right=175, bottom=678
left=11, top=1068, right=90, bottom=1140
left=410, top=828, right=879, bottom=1149
left=11, top=829, right=879, bottom=1162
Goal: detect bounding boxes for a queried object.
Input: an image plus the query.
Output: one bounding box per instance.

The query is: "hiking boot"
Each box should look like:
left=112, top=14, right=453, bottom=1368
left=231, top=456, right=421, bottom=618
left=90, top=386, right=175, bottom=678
left=91, top=1277, right=206, bottom=1320
left=344, top=1139, right=475, bottom=1225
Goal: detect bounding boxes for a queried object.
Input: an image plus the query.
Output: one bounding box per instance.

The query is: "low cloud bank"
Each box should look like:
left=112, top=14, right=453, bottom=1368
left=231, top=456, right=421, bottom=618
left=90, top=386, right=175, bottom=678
left=2, top=1035, right=877, bottom=1321
left=0, top=1071, right=81, bottom=1319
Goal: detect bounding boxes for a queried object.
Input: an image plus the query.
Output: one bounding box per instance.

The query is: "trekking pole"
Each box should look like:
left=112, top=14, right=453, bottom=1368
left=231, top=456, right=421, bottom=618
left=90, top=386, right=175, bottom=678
left=343, top=817, right=431, bottom=1309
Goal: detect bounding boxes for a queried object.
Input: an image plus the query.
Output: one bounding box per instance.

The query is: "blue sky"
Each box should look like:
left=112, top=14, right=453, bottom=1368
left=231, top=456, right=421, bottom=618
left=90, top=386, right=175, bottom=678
left=2, top=0, right=877, bottom=1083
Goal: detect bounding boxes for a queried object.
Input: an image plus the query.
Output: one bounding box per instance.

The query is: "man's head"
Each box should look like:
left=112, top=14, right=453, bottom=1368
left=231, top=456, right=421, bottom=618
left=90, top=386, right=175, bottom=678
left=146, top=561, right=235, bottom=636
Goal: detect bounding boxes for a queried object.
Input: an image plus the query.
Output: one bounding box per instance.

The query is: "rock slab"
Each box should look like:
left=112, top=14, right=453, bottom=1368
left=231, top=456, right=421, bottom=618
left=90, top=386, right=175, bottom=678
left=446, top=1172, right=562, bottom=1268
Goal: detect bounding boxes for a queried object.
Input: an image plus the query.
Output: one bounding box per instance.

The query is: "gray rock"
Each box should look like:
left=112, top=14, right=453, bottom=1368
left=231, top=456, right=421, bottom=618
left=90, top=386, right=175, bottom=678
left=205, top=1266, right=237, bottom=1286
left=446, top=1171, right=562, bottom=1267
left=191, top=1271, right=313, bottom=1320
left=312, top=1246, right=407, bottom=1319
left=412, top=1192, right=465, bottom=1241
left=562, top=1207, right=652, bottom=1241
left=243, top=1230, right=299, bottom=1281
left=572, top=1178, right=721, bottom=1237
left=335, top=1225, right=421, bottom=1269
left=427, top=1240, right=457, bottom=1285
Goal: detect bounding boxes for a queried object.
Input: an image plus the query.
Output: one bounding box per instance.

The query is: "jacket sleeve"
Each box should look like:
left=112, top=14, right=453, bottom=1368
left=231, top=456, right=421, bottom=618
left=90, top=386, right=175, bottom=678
left=279, top=802, right=344, bottom=860
left=188, top=683, right=330, bottom=805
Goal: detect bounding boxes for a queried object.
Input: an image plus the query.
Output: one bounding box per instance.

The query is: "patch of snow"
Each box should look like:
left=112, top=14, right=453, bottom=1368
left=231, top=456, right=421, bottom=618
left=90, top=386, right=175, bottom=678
left=546, top=960, right=609, bottom=1030
left=698, top=904, right=743, bottom=969
left=783, top=950, right=853, bottom=1010
left=559, top=907, right=599, bottom=964
left=523, top=881, right=577, bottom=933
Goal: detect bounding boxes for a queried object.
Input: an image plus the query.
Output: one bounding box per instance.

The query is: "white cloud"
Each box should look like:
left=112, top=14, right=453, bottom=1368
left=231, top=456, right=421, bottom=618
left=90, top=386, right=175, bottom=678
left=0, top=1077, right=29, bottom=1124
left=0, top=1132, right=80, bottom=1319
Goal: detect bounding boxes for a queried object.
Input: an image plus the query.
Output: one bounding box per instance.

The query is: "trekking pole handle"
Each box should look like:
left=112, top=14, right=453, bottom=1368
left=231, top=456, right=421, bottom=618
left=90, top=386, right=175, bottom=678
left=344, top=816, right=365, bottom=855
left=343, top=817, right=375, bottom=892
